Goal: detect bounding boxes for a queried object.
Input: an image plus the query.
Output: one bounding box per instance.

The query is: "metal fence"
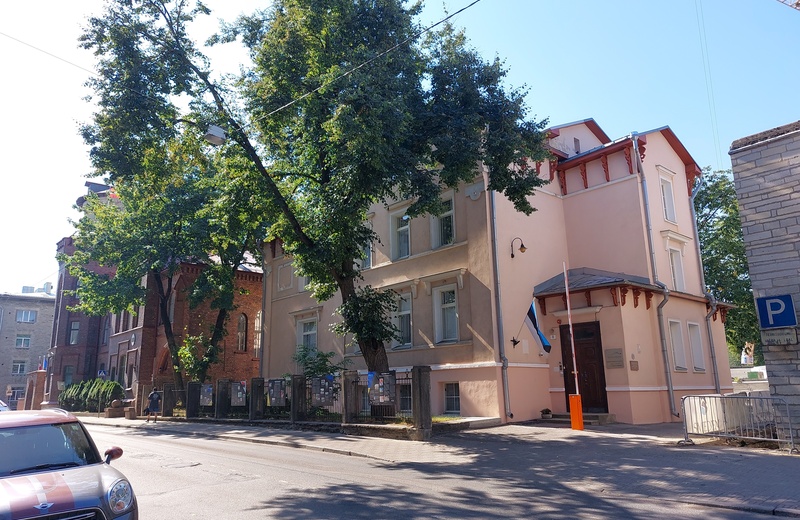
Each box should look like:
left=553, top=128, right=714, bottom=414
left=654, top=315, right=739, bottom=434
left=182, top=371, right=417, bottom=425
left=296, top=376, right=344, bottom=422
left=679, top=394, right=797, bottom=453
left=351, top=371, right=413, bottom=423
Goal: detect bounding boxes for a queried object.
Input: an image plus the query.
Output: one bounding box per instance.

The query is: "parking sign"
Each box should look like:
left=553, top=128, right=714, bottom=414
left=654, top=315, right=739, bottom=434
left=756, top=294, right=797, bottom=329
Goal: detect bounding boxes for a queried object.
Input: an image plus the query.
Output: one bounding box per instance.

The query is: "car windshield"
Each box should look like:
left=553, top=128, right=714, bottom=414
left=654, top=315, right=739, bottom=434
left=0, top=422, right=102, bottom=477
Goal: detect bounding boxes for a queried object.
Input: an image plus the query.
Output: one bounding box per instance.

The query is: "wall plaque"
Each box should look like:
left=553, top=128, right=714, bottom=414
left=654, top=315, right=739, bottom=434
left=604, top=348, right=625, bottom=369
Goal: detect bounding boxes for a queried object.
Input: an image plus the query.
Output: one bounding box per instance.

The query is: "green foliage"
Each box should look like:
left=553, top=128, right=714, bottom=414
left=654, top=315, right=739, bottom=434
left=79, top=0, right=551, bottom=373
left=293, top=345, right=351, bottom=378
left=58, top=379, right=125, bottom=412
left=694, top=169, right=761, bottom=364
left=178, top=333, right=219, bottom=383
left=332, top=286, right=399, bottom=345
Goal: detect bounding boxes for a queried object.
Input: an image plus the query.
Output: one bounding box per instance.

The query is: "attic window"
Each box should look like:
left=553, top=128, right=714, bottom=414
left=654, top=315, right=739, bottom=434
left=574, top=138, right=581, bottom=154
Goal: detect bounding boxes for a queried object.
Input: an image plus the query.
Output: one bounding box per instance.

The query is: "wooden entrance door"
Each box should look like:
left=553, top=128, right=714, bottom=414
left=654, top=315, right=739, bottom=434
left=561, top=321, right=608, bottom=413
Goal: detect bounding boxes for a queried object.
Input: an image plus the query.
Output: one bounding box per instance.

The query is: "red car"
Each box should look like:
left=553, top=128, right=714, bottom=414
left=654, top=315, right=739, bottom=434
left=0, top=409, right=137, bottom=519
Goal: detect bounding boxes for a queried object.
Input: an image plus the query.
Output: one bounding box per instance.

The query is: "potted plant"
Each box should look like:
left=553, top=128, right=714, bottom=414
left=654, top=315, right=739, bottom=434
left=540, top=408, right=552, bottom=419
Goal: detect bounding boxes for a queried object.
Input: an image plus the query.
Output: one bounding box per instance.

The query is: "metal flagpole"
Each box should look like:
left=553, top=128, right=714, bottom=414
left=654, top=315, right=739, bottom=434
left=564, top=261, right=584, bottom=430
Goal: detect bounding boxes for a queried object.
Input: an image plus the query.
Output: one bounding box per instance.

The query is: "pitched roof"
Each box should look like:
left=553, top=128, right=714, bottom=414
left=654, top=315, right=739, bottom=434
left=534, top=267, right=659, bottom=297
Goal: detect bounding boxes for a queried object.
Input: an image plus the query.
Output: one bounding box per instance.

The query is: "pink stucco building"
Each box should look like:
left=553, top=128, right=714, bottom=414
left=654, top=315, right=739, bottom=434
left=260, top=118, right=732, bottom=425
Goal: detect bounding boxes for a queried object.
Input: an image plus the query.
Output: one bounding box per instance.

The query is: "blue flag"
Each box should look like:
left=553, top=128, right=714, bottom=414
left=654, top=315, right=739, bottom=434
left=525, top=300, right=551, bottom=353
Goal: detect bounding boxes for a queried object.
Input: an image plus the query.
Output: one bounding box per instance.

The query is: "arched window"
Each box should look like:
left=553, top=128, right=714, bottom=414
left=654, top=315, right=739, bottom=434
left=253, top=311, right=262, bottom=359
left=237, top=314, right=247, bottom=351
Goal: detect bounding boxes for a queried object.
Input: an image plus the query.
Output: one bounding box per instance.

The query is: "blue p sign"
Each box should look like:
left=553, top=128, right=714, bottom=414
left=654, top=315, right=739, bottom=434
left=756, top=295, right=797, bottom=329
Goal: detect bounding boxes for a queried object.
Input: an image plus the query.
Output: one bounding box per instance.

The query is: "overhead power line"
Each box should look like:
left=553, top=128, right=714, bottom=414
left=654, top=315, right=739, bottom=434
left=0, top=0, right=486, bottom=130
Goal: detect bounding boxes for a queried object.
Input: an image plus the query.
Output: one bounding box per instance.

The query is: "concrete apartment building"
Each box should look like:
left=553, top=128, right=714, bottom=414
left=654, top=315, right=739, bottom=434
left=730, top=120, right=800, bottom=439
left=0, top=284, right=55, bottom=409
left=261, top=118, right=732, bottom=425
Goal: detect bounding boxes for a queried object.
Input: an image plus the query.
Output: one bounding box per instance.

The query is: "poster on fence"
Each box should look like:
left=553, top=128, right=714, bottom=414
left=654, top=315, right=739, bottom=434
left=268, top=379, right=287, bottom=407
left=311, top=375, right=335, bottom=407
left=368, top=371, right=395, bottom=405
left=200, top=384, right=213, bottom=407
left=231, top=381, right=246, bottom=406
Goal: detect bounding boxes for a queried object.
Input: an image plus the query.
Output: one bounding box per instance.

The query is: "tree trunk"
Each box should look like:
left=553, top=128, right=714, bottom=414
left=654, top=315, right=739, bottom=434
left=197, top=308, right=228, bottom=384
left=151, top=271, right=185, bottom=393
left=360, top=337, right=390, bottom=373
left=336, top=274, right=390, bottom=373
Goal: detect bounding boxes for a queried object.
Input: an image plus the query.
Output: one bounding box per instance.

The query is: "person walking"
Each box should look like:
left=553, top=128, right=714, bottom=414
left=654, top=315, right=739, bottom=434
left=146, top=387, right=162, bottom=423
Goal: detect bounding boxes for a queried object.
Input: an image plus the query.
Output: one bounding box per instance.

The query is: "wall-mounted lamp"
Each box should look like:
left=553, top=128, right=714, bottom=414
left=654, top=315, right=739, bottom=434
left=511, top=237, right=527, bottom=258
left=203, top=124, right=226, bottom=146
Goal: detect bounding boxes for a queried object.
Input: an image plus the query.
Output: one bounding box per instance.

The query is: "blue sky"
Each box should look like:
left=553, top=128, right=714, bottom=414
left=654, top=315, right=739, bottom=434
left=0, top=0, right=797, bottom=294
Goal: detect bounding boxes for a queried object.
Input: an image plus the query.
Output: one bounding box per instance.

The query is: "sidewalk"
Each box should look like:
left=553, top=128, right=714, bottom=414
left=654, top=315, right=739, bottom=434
left=79, top=415, right=800, bottom=517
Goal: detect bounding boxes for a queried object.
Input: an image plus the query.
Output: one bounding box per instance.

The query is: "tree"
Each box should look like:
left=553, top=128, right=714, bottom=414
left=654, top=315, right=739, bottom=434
left=694, top=168, right=762, bottom=365
left=79, top=0, right=551, bottom=374
left=65, top=132, right=270, bottom=391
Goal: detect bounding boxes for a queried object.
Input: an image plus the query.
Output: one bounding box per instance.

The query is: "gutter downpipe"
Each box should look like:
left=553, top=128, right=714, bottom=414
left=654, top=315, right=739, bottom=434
left=690, top=178, right=722, bottom=393
left=632, top=133, right=679, bottom=418
left=489, top=184, right=513, bottom=419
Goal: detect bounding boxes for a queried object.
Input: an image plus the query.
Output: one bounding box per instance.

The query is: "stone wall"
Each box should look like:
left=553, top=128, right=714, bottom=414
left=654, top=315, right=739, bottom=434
left=730, top=121, right=800, bottom=442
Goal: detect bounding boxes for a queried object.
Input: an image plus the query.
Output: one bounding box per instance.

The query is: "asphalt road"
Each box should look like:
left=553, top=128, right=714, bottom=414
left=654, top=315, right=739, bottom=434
left=86, top=423, right=773, bottom=519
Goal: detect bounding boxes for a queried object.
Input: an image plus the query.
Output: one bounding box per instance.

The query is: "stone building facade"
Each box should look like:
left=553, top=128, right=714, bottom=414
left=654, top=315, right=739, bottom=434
left=730, top=120, right=800, bottom=439
left=0, top=285, right=55, bottom=409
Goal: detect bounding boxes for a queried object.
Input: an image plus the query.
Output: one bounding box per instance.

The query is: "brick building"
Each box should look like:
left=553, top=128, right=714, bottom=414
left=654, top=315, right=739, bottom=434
left=46, top=182, right=264, bottom=411
left=0, top=285, right=55, bottom=409
left=730, top=120, right=800, bottom=439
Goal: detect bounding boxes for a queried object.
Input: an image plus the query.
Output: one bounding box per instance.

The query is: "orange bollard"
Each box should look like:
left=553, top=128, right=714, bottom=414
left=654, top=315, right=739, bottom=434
left=569, top=394, right=584, bottom=430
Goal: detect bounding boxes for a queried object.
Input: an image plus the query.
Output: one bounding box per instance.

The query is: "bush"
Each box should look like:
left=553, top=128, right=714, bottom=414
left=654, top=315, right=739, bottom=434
left=58, top=378, right=125, bottom=412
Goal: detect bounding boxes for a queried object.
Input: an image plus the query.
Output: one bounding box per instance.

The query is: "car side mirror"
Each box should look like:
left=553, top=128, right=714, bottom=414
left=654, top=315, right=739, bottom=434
left=104, top=446, right=123, bottom=464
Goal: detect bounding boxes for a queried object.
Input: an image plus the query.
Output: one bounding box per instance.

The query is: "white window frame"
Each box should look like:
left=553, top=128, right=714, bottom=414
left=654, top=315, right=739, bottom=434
left=660, top=176, right=677, bottom=223
left=669, top=247, right=685, bottom=292
left=237, top=314, right=247, bottom=352
left=15, top=335, right=31, bottom=349
left=433, top=284, right=458, bottom=343
left=63, top=365, right=75, bottom=387
left=254, top=311, right=262, bottom=359
left=392, top=293, right=413, bottom=349
left=16, top=309, right=37, bottom=323
left=391, top=211, right=411, bottom=260
left=296, top=318, right=318, bottom=352
left=10, top=386, right=24, bottom=405
left=668, top=319, right=687, bottom=371
left=444, top=382, right=460, bottom=414
left=68, top=321, right=80, bottom=345
left=12, top=360, right=27, bottom=375
left=358, top=241, right=373, bottom=270
left=298, top=276, right=308, bottom=292
left=431, top=194, right=455, bottom=249
left=687, top=322, right=706, bottom=372
left=356, top=219, right=373, bottom=270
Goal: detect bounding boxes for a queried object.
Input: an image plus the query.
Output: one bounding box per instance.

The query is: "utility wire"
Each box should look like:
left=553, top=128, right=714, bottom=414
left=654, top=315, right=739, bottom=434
left=0, top=30, right=97, bottom=77
left=1, top=0, right=485, bottom=130
left=694, top=0, right=723, bottom=170
left=251, top=0, right=485, bottom=125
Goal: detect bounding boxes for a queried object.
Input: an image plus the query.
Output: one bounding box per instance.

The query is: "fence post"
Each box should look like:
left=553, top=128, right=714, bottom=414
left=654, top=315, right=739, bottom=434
left=186, top=381, right=201, bottom=418
left=342, top=371, right=359, bottom=424
left=162, top=383, right=175, bottom=417
left=411, top=366, right=432, bottom=441
left=250, top=378, right=265, bottom=420
left=215, top=379, right=231, bottom=419
left=291, top=375, right=306, bottom=423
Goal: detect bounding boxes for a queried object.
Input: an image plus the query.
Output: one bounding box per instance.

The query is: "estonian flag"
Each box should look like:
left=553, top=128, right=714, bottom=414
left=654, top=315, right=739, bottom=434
left=525, top=299, right=551, bottom=353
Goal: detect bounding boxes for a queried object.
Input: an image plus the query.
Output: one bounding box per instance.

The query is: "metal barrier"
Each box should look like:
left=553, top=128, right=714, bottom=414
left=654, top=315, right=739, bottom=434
left=351, top=371, right=413, bottom=423
left=679, top=394, right=797, bottom=454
